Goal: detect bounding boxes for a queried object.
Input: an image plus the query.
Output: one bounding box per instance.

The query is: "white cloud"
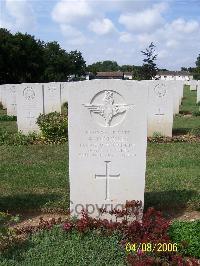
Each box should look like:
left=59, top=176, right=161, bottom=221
left=60, top=24, right=87, bottom=45
left=119, top=32, right=134, bottom=43
left=119, top=2, right=168, bottom=33
left=52, top=0, right=92, bottom=24
left=166, top=40, right=179, bottom=48
left=4, top=0, right=36, bottom=31
left=157, top=49, right=168, bottom=59
left=88, top=18, right=116, bottom=35
left=170, top=18, right=199, bottom=34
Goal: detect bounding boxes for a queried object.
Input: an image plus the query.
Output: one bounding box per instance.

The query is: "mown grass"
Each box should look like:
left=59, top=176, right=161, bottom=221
left=0, top=228, right=126, bottom=266
left=173, top=86, right=200, bottom=134
left=0, top=142, right=199, bottom=213
left=179, top=85, right=198, bottom=113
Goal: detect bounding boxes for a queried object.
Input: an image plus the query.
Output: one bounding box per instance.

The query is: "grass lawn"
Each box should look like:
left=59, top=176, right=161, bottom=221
left=0, top=142, right=199, bottom=213
left=173, top=86, right=200, bottom=134
left=0, top=228, right=126, bottom=266
left=179, top=85, right=198, bottom=113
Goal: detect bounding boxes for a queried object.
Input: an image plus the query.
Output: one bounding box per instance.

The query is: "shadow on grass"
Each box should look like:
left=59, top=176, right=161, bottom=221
left=0, top=193, right=65, bottom=212
left=0, top=239, right=35, bottom=264
left=172, top=128, right=190, bottom=135
left=144, top=189, right=200, bottom=216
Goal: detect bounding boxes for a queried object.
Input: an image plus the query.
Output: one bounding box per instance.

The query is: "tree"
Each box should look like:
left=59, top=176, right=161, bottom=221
left=194, top=54, right=200, bottom=80
left=140, top=42, right=158, bottom=80
left=0, top=29, right=45, bottom=84
left=0, top=28, right=14, bottom=84
left=12, top=32, right=45, bottom=83
left=43, top=41, right=71, bottom=82
left=69, top=50, right=86, bottom=77
left=87, top=60, right=120, bottom=73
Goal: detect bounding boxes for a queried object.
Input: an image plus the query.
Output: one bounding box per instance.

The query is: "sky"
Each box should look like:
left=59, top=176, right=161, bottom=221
left=1, top=0, right=200, bottom=70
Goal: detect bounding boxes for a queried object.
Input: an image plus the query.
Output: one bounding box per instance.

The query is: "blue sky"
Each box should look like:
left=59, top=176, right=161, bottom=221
left=1, top=0, right=200, bottom=70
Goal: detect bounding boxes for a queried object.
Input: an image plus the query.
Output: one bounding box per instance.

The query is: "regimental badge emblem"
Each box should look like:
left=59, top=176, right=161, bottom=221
left=154, top=83, right=167, bottom=98
left=10, top=85, right=16, bottom=93
left=83, top=90, right=134, bottom=127
left=23, top=87, right=35, bottom=101
left=48, top=86, right=57, bottom=93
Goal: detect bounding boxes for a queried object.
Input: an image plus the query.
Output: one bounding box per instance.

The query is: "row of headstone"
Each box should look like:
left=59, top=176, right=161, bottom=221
left=0, top=80, right=184, bottom=137
left=0, top=79, right=187, bottom=220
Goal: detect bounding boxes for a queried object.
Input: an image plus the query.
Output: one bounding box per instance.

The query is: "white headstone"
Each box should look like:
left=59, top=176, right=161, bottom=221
left=0, top=85, right=2, bottom=104
left=61, top=82, right=70, bottom=104
left=6, top=84, right=17, bottom=116
left=68, top=80, right=148, bottom=220
left=16, top=83, right=44, bottom=134
left=43, top=82, right=61, bottom=113
left=190, top=80, right=197, bottom=91
left=197, top=81, right=200, bottom=104
left=147, top=81, right=173, bottom=137
left=1, top=85, right=7, bottom=109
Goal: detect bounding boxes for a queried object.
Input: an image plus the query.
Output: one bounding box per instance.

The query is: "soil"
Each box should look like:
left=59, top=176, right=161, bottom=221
left=11, top=210, right=200, bottom=229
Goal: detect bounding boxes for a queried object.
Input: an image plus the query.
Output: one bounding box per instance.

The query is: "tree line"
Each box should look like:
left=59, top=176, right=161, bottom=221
left=2, top=27, right=199, bottom=83
left=87, top=43, right=158, bottom=80
left=0, top=28, right=86, bottom=84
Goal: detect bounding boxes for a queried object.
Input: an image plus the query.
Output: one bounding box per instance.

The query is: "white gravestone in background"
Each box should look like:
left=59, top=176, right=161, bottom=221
left=0, top=85, right=2, bottom=104
left=16, top=83, right=44, bottom=134
left=43, top=82, right=61, bottom=113
left=1, top=85, right=7, bottom=109
left=147, top=81, right=173, bottom=137
left=166, top=81, right=180, bottom=115
left=68, top=80, right=148, bottom=220
left=6, top=84, right=17, bottom=116
left=197, top=82, right=200, bottom=104
left=61, top=82, right=70, bottom=104
left=190, top=80, right=197, bottom=91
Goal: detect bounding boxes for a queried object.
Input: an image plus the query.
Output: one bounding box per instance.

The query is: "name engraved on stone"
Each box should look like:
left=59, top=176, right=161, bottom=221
left=78, top=130, right=136, bottom=158
left=95, top=161, right=120, bottom=201
left=83, top=90, right=134, bottom=127
left=155, top=108, right=165, bottom=124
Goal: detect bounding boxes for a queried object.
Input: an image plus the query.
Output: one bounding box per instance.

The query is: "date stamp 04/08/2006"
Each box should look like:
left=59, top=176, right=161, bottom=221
left=125, top=243, right=178, bottom=254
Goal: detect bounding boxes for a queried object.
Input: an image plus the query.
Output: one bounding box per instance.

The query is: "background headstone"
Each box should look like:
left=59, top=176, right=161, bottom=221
left=147, top=81, right=173, bottom=137
left=190, top=80, right=197, bottom=91
left=6, top=84, right=17, bottom=116
left=16, top=83, right=44, bottom=134
left=197, top=81, right=200, bottom=104
left=43, top=82, right=61, bottom=113
left=1, top=85, right=7, bottom=109
left=68, top=80, right=148, bottom=220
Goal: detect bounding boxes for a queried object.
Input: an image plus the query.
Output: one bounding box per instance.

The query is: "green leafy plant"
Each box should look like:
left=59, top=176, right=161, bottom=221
left=169, top=220, right=200, bottom=259
left=36, top=112, right=68, bottom=141
left=0, top=130, right=38, bottom=145
left=61, top=102, right=68, bottom=115
left=0, top=212, right=20, bottom=251
left=0, top=115, right=17, bottom=121
left=152, top=131, right=163, bottom=138
left=192, top=111, right=200, bottom=116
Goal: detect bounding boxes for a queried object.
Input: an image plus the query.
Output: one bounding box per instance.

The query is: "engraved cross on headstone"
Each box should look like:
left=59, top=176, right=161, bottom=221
left=25, top=112, right=35, bottom=126
left=155, top=108, right=164, bottom=124
left=95, top=161, right=120, bottom=201
left=11, top=103, right=17, bottom=111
